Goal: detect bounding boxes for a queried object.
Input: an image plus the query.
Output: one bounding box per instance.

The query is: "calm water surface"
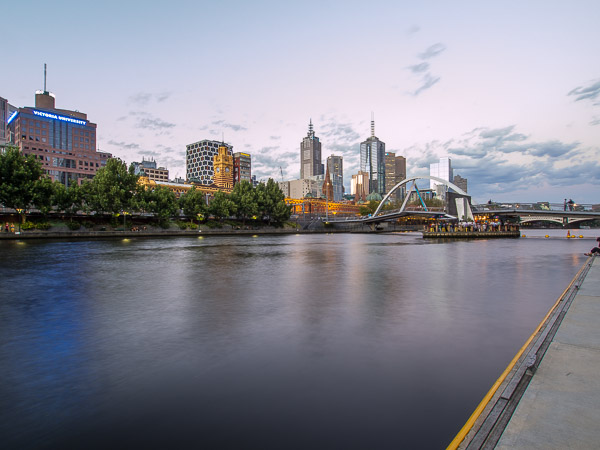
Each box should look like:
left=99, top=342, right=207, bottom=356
left=0, top=232, right=592, bottom=449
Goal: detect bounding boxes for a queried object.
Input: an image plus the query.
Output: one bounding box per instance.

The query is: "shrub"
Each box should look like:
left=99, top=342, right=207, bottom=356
left=67, top=221, right=81, bottom=230
left=35, top=222, right=51, bottom=230
left=21, top=221, right=36, bottom=230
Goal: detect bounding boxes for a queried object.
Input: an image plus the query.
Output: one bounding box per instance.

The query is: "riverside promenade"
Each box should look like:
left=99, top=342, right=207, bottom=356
left=450, top=256, right=600, bottom=449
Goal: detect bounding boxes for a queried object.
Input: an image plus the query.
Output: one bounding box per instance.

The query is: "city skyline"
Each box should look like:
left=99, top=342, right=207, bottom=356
left=2, top=0, right=599, bottom=203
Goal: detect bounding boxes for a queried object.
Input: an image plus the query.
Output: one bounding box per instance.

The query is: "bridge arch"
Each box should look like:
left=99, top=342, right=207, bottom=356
left=372, top=175, right=468, bottom=217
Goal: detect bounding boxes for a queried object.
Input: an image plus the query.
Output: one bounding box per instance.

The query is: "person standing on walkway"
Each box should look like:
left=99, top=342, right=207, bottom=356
left=585, top=237, right=600, bottom=256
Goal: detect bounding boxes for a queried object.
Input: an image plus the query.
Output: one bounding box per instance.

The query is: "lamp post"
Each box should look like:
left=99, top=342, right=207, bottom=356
left=15, top=208, right=23, bottom=234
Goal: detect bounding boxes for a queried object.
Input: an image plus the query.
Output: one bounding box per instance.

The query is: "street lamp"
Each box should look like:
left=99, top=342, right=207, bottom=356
left=121, top=210, right=129, bottom=231
left=15, top=208, right=23, bottom=234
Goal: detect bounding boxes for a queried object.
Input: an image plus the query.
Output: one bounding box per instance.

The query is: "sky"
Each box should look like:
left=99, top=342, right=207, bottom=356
left=2, top=0, right=599, bottom=204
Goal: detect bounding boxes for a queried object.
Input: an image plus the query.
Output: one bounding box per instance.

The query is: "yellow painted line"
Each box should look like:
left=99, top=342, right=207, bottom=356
left=447, top=259, right=590, bottom=449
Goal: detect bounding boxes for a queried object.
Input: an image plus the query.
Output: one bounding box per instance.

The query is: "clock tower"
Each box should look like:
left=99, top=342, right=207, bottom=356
left=213, top=144, right=233, bottom=190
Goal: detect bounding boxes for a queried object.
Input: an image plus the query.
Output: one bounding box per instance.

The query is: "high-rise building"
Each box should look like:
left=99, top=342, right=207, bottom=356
left=351, top=171, right=370, bottom=203
left=300, top=119, right=323, bottom=179
left=132, top=158, right=169, bottom=182
left=213, top=145, right=233, bottom=190
left=0, top=96, right=12, bottom=150
left=233, top=152, right=251, bottom=184
left=186, top=139, right=233, bottom=184
left=5, top=76, right=111, bottom=186
left=453, top=174, right=467, bottom=193
left=360, top=116, right=385, bottom=195
left=326, top=155, right=343, bottom=201
left=385, top=152, right=407, bottom=199
left=429, top=156, right=453, bottom=189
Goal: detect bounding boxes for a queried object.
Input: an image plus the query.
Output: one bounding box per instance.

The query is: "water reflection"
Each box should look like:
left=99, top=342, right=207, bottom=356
left=0, top=234, right=587, bottom=449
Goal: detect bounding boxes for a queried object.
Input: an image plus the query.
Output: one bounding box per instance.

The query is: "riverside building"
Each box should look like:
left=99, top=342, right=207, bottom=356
left=300, top=119, right=324, bottom=179
left=131, top=158, right=169, bottom=182
left=186, top=139, right=233, bottom=184
left=359, top=115, right=385, bottom=195
left=5, top=81, right=111, bottom=186
left=233, top=152, right=251, bottom=184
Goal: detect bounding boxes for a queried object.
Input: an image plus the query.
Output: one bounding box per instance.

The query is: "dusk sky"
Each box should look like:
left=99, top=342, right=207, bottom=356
left=2, top=0, right=599, bottom=203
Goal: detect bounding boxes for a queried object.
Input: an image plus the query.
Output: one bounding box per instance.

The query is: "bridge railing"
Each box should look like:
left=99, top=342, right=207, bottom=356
left=472, top=202, right=597, bottom=212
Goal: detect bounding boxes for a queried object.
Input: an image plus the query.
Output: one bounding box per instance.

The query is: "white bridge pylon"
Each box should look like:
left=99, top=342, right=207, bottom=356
left=372, top=175, right=469, bottom=218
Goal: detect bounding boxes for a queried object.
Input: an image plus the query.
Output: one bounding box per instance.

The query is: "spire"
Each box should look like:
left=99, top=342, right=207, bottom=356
left=44, top=63, right=47, bottom=92
left=308, top=119, right=314, bottom=137
left=371, top=112, right=375, bottom=138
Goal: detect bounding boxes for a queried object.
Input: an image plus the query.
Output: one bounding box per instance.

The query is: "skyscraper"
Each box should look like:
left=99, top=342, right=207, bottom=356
left=300, top=119, right=323, bottom=179
left=186, top=139, right=233, bottom=184
left=360, top=116, right=385, bottom=195
left=385, top=152, right=407, bottom=199
left=326, top=155, right=343, bottom=201
left=429, top=156, right=453, bottom=189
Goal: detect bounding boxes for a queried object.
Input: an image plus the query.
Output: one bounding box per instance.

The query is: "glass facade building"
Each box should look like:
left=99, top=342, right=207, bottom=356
left=326, top=155, right=343, bottom=201
left=359, top=120, right=385, bottom=195
left=6, top=91, right=111, bottom=186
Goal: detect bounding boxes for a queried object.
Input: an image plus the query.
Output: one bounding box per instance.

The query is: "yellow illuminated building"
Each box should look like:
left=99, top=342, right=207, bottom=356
left=213, top=145, right=233, bottom=190
left=285, top=197, right=360, bottom=217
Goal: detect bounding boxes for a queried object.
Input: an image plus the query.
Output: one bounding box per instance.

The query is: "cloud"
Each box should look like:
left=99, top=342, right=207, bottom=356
left=212, top=119, right=247, bottom=132
left=130, top=112, right=175, bottom=131
left=129, top=91, right=172, bottom=105
left=407, top=62, right=429, bottom=74
left=419, top=43, right=446, bottom=60
left=406, top=25, right=420, bottom=35
left=567, top=80, right=600, bottom=102
left=270, top=135, right=281, bottom=140
left=590, top=117, right=600, bottom=126
left=414, top=74, right=440, bottom=96
left=407, top=43, right=446, bottom=96
left=107, top=139, right=140, bottom=149
left=401, top=124, right=595, bottom=202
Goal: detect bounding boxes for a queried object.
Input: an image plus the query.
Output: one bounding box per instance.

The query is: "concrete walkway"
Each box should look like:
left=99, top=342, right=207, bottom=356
left=496, top=256, right=600, bottom=449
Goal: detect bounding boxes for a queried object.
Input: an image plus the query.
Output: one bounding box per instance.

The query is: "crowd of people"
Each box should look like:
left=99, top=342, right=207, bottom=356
left=427, top=221, right=518, bottom=233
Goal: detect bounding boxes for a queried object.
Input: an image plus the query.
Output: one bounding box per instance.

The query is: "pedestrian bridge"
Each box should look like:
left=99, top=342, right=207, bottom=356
left=472, top=203, right=600, bottom=226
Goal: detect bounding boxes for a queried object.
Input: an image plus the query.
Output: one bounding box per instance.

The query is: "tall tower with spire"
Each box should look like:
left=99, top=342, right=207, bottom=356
left=359, top=113, right=386, bottom=195
left=300, top=119, right=323, bottom=179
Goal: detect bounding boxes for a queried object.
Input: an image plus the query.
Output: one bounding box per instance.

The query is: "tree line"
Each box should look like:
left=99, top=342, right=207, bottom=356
left=0, top=146, right=291, bottom=225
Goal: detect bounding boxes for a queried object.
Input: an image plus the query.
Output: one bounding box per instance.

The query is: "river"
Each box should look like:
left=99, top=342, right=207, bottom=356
left=0, top=231, right=595, bottom=449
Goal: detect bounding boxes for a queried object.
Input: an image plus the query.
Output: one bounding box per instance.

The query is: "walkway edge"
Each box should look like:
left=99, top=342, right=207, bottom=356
left=447, top=257, right=594, bottom=449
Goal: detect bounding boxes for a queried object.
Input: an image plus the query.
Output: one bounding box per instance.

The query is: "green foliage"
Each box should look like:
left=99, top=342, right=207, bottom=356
left=208, top=190, right=237, bottom=221
left=0, top=146, right=43, bottom=211
left=230, top=180, right=258, bottom=224
left=67, top=221, right=81, bottom=230
left=359, top=200, right=380, bottom=216
left=143, top=185, right=178, bottom=221
left=32, top=177, right=55, bottom=216
left=21, top=221, right=36, bottom=230
left=255, top=178, right=290, bottom=224
left=53, top=182, right=83, bottom=216
left=86, top=158, right=138, bottom=214
left=178, top=186, right=206, bottom=220
left=176, top=221, right=199, bottom=230
left=34, top=222, right=51, bottom=230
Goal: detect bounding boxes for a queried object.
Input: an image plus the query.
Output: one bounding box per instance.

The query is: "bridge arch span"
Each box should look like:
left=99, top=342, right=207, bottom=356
left=373, top=176, right=468, bottom=217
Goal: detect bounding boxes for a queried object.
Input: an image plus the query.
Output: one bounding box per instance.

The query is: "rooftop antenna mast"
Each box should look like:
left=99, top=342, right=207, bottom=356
left=371, top=112, right=375, bottom=137
left=44, top=63, right=47, bottom=92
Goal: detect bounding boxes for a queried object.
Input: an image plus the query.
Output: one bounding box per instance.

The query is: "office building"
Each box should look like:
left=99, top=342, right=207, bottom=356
left=360, top=116, right=385, bottom=195
left=385, top=152, right=407, bottom=200
left=351, top=171, right=370, bottom=202
left=453, top=174, right=467, bottom=193
left=5, top=80, right=111, bottom=186
left=186, top=139, right=233, bottom=184
left=429, top=156, right=453, bottom=188
left=300, top=119, right=323, bottom=179
left=0, top=96, right=16, bottom=151
left=233, top=152, right=251, bottom=184
left=327, top=154, right=343, bottom=201
left=132, top=158, right=169, bottom=182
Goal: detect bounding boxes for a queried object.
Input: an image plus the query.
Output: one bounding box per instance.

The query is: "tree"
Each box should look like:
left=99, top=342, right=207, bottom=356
left=359, top=200, right=380, bottom=216
left=208, top=190, right=236, bottom=221
left=178, top=186, right=207, bottom=221
left=53, top=182, right=83, bottom=219
left=230, top=180, right=258, bottom=225
left=86, top=158, right=138, bottom=214
left=144, top=186, right=178, bottom=222
left=32, top=177, right=56, bottom=217
left=255, top=178, right=290, bottom=225
left=0, top=146, right=43, bottom=220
